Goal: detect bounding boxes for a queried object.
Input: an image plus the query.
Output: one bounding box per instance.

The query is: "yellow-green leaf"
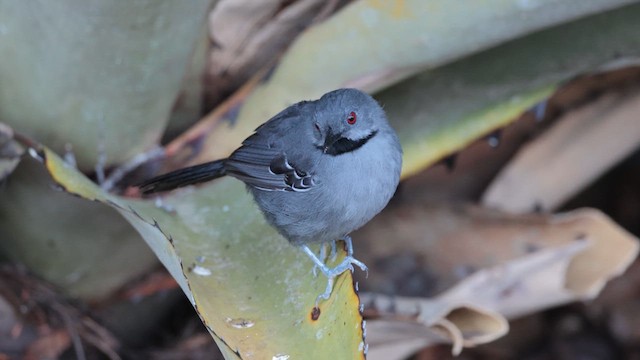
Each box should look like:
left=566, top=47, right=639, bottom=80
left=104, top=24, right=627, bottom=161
left=39, top=147, right=365, bottom=359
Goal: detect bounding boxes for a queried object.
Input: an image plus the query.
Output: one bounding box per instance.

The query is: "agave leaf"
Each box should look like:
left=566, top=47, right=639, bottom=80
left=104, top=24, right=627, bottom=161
left=0, top=0, right=212, bottom=171
left=0, top=157, right=158, bottom=300
left=37, top=146, right=365, bottom=359
left=186, top=0, right=636, bottom=168
left=379, top=2, right=640, bottom=177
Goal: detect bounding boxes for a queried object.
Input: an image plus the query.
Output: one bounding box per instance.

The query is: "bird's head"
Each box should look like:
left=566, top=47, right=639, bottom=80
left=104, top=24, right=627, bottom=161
left=310, top=88, right=386, bottom=156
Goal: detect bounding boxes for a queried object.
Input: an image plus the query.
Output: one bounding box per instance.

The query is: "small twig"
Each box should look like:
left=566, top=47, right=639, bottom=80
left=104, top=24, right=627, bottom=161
left=51, top=303, right=86, bottom=360
left=101, top=146, right=165, bottom=191
left=81, top=317, right=122, bottom=360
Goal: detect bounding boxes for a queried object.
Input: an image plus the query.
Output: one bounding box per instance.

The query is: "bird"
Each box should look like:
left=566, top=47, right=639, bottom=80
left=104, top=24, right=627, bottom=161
left=139, top=88, right=402, bottom=303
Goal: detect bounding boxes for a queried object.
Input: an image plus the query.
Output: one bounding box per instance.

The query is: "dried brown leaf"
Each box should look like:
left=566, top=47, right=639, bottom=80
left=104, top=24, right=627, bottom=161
left=205, top=0, right=331, bottom=105
left=482, top=89, right=640, bottom=213
left=357, top=206, right=637, bottom=357
left=364, top=299, right=507, bottom=359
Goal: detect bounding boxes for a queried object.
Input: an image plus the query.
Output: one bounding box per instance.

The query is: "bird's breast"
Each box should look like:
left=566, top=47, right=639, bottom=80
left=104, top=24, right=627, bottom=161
left=315, top=137, right=401, bottom=232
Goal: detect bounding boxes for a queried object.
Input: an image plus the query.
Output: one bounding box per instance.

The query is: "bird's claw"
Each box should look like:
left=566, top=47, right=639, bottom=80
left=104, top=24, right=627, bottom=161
left=302, top=237, right=368, bottom=305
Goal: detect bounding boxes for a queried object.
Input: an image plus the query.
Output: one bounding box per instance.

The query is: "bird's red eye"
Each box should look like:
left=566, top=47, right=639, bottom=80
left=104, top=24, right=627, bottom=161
left=347, top=111, right=357, bottom=125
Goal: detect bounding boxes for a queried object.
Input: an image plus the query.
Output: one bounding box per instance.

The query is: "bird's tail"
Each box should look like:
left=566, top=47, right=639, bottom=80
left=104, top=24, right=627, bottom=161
left=138, top=160, right=226, bottom=194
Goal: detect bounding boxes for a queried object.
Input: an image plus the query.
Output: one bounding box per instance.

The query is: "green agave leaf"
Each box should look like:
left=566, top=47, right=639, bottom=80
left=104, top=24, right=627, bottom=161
left=5, top=2, right=639, bottom=356
left=39, top=147, right=365, bottom=359
left=192, top=3, right=640, bottom=181
left=267, top=0, right=634, bottom=94
left=0, top=0, right=211, bottom=171
left=0, top=158, right=158, bottom=300
left=380, top=3, right=640, bottom=177
left=193, top=0, right=635, bottom=165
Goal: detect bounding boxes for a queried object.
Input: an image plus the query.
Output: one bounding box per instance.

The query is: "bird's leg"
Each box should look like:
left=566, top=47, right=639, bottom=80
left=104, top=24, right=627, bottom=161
left=301, top=236, right=368, bottom=304
left=301, top=245, right=340, bottom=304
left=338, top=235, right=368, bottom=277
left=317, top=277, right=334, bottom=305
left=301, top=244, right=335, bottom=298
left=328, top=239, right=337, bottom=262
left=312, top=243, right=328, bottom=277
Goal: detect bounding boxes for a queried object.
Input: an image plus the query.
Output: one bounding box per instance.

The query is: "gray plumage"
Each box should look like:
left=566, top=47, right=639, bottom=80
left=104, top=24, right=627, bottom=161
left=140, top=88, right=402, bottom=301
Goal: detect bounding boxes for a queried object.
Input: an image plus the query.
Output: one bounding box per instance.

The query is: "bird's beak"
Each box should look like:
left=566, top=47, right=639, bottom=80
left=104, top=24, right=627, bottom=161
left=323, top=129, right=341, bottom=154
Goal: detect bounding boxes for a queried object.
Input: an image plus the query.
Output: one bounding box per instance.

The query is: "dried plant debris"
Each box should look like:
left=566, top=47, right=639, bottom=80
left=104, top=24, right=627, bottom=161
left=483, top=89, right=640, bottom=213
left=204, top=0, right=350, bottom=107
left=354, top=206, right=638, bottom=358
left=0, top=265, right=121, bottom=360
left=363, top=296, right=508, bottom=359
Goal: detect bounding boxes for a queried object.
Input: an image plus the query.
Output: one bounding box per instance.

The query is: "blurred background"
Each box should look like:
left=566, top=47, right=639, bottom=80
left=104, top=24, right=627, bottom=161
left=1, top=1, right=640, bottom=359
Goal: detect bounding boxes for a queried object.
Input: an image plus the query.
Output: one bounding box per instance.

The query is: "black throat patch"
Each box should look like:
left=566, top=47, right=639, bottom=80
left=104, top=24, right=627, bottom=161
left=323, top=130, right=378, bottom=156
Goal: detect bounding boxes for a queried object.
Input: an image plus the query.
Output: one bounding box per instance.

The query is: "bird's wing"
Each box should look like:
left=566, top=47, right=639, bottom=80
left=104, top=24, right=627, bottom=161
left=225, top=142, right=315, bottom=192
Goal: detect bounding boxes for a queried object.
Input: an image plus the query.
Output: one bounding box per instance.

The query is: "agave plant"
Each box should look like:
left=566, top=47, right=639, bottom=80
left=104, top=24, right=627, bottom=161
left=1, top=1, right=639, bottom=358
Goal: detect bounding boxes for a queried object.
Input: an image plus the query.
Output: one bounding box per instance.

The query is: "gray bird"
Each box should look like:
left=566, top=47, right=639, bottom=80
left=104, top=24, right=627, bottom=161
left=140, top=88, right=402, bottom=303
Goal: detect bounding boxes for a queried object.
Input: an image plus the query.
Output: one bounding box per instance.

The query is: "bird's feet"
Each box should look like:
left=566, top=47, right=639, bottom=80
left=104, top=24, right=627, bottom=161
left=302, top=236, right=368, bottom=305
left=311, top=240, right=339, bottom=277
